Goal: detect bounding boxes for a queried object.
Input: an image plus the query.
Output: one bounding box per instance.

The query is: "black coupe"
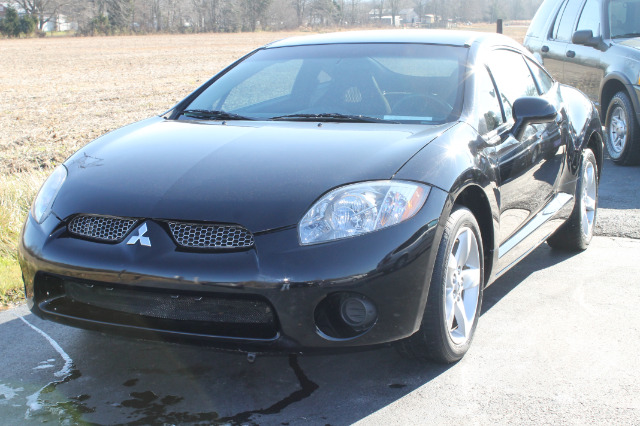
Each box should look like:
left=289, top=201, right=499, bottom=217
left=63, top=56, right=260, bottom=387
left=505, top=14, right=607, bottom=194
left=19, top=30, right=604, bottom=363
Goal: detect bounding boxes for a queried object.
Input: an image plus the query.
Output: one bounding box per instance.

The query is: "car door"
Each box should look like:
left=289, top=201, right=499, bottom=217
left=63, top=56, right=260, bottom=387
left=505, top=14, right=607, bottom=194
left=485, top=50, right=566, bottom=268
left=562, top=0, right=606, bottom=105
left=540, top=0, right=585, bottom=79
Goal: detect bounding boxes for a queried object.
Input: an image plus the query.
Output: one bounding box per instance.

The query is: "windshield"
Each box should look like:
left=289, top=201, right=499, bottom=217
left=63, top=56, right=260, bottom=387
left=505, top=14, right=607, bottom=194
left=610, top=0, right=640, bottom=38
left=182, top=43, right=468, bottom=124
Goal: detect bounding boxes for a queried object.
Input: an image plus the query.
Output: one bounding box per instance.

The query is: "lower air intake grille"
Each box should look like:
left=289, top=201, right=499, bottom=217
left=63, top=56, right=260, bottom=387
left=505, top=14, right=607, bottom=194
left=168, top=222, right=255, bottom=249
left=34, top=274, right=279, bottom=340
left=68, top=215, right=137, bottom=242
left=65, top=281, right=273, bottom=324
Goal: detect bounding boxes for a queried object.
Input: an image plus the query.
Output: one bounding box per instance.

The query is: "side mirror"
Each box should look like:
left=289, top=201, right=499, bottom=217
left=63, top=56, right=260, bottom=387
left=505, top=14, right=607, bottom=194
left=572, top=29, right=608, bottom=50
left=511, top=97, right=558, bottom=139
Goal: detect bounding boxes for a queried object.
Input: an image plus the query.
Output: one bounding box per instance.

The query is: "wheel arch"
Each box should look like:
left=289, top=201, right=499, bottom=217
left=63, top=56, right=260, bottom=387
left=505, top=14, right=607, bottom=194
left=450, top=184, right=495, bottom=287
left=601, top=73, right=637, bottom=120
left=586, top=127, right=604, bottom=181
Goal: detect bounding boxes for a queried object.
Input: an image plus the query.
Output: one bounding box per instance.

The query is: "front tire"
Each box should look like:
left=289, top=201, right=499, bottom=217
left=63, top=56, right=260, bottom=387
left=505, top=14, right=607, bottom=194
left=398, top=206, right=484, bottom=364
left=547, top=149, right=598, bottom=251
left=605, top=91, right=640, bottom=165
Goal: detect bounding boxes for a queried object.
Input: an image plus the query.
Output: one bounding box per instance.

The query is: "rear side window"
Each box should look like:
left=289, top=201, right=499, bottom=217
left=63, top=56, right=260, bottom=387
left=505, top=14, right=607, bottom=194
left=475, top=66, right=505, bottom=134
left=487, top=50, right=539, bottom=121
left=552, top=0, right=584, bottom=41
left=576, top=0, right=602, bottom=36
left=526, top=58, right=555, bottom=94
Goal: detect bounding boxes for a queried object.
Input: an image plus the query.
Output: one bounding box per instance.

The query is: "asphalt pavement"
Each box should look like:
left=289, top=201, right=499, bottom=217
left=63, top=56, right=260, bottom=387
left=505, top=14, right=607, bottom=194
left=1, top=159, right=639, bottom=425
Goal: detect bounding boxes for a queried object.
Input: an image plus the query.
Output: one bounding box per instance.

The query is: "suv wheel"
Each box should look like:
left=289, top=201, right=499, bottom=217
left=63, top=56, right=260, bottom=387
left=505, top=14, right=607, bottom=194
left=605, top=91, right=640, bottom=165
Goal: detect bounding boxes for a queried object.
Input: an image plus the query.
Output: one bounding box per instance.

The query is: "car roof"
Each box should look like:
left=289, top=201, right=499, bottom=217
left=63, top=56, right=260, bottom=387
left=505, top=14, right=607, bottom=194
left=266, top=29, right=521, bottom=50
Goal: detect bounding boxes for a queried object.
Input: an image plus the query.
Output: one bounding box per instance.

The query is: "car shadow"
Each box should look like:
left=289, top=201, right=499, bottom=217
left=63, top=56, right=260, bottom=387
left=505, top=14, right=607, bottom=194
left=1, top=243, right=584, bottom=425
left=597, top=159, right=640, bottom=210
left=482, top=242, right=577, bottom=313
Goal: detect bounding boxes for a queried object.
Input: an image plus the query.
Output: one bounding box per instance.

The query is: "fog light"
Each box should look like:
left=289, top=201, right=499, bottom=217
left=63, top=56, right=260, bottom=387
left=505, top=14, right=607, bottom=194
left=340, top=296, right=377, bottom=328
left=315, top=292, right=378, bottom=339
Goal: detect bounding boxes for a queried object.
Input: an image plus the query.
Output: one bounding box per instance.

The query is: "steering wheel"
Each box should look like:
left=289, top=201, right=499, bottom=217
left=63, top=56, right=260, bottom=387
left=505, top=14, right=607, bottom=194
left=392, top=94, right=452, bottom=117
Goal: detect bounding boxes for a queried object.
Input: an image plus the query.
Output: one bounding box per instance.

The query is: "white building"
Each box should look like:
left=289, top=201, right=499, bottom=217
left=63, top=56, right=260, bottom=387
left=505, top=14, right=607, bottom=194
left=41, top=14, right=78, bottom=32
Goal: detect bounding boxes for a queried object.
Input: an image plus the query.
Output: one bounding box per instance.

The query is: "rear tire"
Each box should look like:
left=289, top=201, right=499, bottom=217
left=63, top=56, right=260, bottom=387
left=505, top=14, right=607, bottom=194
left=605, top=91, right=640, bottom=165
left=547, top=149, right=598, bottom=251
left=398, top=206, right=484, bottom=364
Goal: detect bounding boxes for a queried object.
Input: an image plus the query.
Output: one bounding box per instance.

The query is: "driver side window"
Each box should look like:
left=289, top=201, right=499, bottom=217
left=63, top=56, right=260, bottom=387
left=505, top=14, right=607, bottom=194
left=576, top=0, right=601, bottom=36
left=552, top=0, right=584, bottom=41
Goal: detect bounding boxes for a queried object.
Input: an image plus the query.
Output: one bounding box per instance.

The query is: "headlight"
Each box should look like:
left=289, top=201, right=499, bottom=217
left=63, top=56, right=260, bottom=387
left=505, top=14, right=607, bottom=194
left=299, top=180, right=430, bottom=245
left=31, top=165, right=67, bottom=224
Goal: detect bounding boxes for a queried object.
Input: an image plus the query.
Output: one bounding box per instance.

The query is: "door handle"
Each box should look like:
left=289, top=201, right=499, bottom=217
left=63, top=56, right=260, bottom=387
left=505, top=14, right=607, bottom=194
left=541, top=45, right=549, bottom=53
left=566, top=50, right=576, bottom=58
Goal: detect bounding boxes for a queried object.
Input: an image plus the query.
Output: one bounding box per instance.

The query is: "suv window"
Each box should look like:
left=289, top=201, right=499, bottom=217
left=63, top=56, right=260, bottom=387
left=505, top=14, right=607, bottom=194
left=487, top=50, right=539, bottom=121
left=576, top=0, right=601, bottom=35
left=526, top=0, right=566, bottom=39
left=552, top=0, right=584, bottom=41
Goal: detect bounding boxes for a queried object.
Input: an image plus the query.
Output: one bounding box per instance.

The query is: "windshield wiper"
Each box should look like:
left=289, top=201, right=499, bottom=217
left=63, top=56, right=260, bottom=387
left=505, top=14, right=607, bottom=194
left=180, top=109, right=254, bottom=121
left=612, top=32, right=640, bottom=39
left=269, top=113, right=396, bottom=123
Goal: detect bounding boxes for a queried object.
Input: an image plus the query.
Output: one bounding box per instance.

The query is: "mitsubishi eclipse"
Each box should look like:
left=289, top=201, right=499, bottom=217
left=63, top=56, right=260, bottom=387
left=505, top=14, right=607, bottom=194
left=19, top=30, right=603, bottom=363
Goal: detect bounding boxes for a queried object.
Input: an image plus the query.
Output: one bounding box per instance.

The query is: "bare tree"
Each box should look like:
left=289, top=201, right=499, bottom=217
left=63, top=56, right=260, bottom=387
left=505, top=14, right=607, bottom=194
left=104, top=0, right=134, bottom=31
left=290, top=0, right=308, bottom=26
left=347, top=0, right=362, bottom=25
left=239, top=0, right=271, bottom=31
left=307, top=0, right=337, bottom=26
left=191, top=0, right=223, bottom=31
left=372, top=0, right=384, bottom=21
left=15, top=0, right=64, bottom=30
left=388, top=0, right=405, bottom=26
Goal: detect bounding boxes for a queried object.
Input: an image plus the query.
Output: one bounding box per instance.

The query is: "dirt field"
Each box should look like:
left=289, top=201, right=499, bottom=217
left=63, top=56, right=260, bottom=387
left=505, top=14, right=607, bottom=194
left=0, top=25, right=527, bottom=306
left=0, top=31, right=311, bottom=173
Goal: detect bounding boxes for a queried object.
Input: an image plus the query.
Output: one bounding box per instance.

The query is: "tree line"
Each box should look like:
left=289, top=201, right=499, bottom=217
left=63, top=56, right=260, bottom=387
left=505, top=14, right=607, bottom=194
left=0, top=0, right=543, bottom=37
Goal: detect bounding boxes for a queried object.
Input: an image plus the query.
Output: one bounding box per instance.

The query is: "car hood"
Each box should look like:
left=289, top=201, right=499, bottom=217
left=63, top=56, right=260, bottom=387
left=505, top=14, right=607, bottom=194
left=55, top=117, right=451, bottom=232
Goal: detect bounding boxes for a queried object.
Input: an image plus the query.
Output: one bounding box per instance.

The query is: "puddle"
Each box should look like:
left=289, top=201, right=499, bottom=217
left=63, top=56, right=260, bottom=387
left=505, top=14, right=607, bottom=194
left=389, top=383, right=407, bottom=389
left=123, top=379, right=139, bottom=387
left=117, top=355, right=319, bottom=425
left=217, top=355, right=319, bottom=424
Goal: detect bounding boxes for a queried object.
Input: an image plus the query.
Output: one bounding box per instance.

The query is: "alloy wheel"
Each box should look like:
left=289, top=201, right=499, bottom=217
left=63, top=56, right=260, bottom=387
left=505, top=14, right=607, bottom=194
left=608, top=106, right=627, bottom=155
left=445, top=226, right=481, bottom=345
left=581, top=159, right=597, bottom=238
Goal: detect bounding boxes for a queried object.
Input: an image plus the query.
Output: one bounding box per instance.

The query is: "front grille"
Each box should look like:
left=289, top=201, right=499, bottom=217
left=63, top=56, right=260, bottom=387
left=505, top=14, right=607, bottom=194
left=168, top=222, right=255, bottom=249
left=68, top=215, right=137, bottom=242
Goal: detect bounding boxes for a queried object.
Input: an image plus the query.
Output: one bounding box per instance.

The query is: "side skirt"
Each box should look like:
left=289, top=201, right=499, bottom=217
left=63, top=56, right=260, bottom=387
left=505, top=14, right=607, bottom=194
left=494, top=192, right=573, bottom=279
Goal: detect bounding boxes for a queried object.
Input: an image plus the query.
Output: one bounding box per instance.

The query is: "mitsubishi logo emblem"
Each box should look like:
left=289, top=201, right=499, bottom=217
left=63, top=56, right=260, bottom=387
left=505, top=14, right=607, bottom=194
left=127, top=223, right=151, bottom=247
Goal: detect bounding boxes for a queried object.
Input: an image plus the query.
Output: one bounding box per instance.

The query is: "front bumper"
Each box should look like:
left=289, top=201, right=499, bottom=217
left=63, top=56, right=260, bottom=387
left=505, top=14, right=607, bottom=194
left=18, top=188, right=447, bottom=352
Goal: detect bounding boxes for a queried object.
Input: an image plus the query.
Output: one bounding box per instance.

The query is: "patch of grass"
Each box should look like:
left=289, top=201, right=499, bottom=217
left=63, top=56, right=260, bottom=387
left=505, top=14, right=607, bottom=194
left=0, top=256, right=24, bottom=307
left=0, top=172, right=46, bottom=258
left=0, top=172, right=46, bottom=308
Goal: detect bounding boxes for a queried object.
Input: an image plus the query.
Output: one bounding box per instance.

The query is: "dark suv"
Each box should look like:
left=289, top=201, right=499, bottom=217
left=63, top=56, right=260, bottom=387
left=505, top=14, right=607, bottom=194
left=524, top=0, right=640, bottom=165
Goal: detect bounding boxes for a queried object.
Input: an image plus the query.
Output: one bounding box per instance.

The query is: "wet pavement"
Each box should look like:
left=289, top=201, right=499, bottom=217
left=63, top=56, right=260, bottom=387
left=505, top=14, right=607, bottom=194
left=1, top=236, right=639, bottom=425
left=1, top=159, right=639, bottom=425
